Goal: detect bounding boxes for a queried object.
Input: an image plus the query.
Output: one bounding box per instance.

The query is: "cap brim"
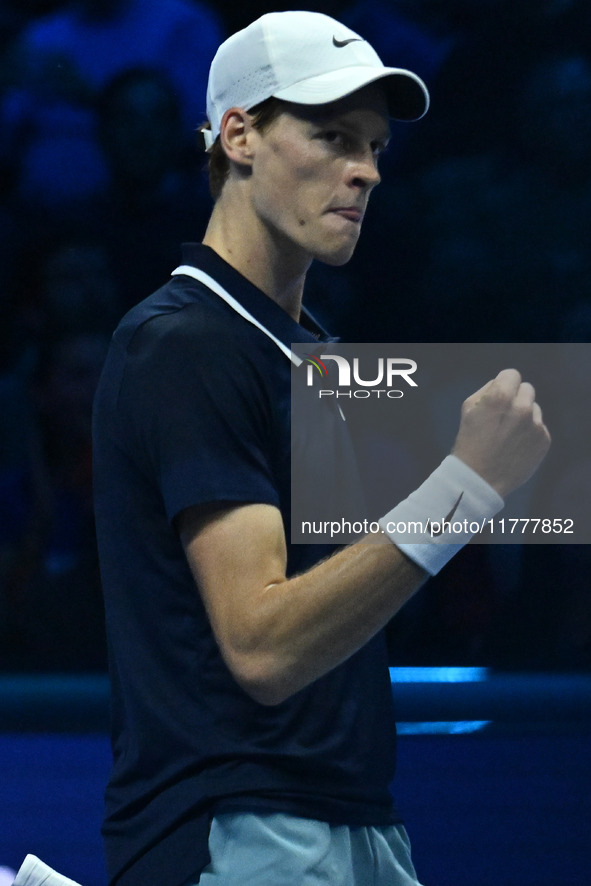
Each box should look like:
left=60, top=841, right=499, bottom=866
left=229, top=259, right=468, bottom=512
left=273, top=66, right=429, bottom=122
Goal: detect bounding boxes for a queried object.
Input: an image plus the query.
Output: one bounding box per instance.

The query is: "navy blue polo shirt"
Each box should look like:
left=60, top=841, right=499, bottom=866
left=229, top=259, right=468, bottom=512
left=93, top=244, right=400, bottom=886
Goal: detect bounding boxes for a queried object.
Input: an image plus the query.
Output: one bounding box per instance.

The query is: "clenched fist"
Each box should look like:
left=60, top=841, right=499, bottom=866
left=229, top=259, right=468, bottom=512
left=452, top=369, right=551, bottom=499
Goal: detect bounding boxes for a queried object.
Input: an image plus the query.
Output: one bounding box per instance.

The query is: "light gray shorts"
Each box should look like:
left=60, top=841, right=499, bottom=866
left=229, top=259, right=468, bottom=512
left=194, top=810, right=424, bottom=885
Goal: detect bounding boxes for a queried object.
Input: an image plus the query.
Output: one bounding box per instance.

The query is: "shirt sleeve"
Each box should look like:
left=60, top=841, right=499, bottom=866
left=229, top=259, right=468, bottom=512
left=119, top=304, right=282, bottom=522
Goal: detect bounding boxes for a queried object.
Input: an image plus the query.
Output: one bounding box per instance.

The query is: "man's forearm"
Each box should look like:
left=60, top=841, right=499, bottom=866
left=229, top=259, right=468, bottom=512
left=182, top=502, right=426, bottom=706
left=250, top=537, right=426, bottom=704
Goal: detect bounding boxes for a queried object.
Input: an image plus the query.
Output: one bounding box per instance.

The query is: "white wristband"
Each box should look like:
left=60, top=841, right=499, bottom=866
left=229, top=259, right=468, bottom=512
left=379, top=455, right=504, bottom=575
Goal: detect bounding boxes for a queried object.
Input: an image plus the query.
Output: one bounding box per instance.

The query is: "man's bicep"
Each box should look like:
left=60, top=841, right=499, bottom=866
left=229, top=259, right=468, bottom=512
left=177, top=501, right=288, bottom=661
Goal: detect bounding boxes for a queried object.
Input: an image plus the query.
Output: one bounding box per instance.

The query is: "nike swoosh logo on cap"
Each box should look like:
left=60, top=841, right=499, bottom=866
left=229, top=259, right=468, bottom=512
left=332, top=36, right=364, bottom=48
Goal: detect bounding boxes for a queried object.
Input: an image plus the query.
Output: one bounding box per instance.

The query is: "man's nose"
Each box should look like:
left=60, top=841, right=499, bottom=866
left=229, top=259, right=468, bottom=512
left=349, top=150, right=381, bottom=189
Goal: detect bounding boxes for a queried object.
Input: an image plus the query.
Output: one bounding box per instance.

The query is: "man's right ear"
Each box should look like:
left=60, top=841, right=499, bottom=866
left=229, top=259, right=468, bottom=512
left=219, top=108, right=256, bottom=167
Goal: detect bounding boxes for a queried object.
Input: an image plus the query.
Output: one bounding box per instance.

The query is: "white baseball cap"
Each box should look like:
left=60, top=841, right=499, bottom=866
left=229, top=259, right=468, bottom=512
left=203, top=11, right=430, bottom=150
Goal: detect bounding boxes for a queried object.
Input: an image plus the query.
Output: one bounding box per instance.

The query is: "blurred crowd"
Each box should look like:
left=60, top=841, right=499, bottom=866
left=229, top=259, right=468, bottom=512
left=0, top=0, right=590, bottom=673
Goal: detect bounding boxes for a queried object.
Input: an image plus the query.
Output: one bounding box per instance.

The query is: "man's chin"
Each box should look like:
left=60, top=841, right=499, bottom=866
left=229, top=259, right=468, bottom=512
left=313, top=242, right=358, bottom=267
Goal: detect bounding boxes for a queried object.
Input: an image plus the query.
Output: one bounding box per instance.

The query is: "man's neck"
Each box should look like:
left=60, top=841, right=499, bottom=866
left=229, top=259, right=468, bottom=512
left=202, top=194, right=311, bottom=323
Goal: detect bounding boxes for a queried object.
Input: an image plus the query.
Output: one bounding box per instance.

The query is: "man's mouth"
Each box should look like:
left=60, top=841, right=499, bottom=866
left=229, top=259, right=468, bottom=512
left=329, top=207, right=364, bottom=223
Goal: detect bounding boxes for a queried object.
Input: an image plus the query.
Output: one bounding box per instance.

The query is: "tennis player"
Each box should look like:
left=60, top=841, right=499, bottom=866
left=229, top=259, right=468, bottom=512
left=14, top=11, right=551, bottom=886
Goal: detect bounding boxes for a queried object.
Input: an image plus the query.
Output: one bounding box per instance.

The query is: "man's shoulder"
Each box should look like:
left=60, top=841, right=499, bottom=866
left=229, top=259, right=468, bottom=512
left=101, top=272, right=290, bottom=418
left=113, top=274, right=248, bottom=357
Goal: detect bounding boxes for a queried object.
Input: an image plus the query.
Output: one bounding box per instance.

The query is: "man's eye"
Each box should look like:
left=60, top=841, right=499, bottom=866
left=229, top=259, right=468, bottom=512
left=321, top=131, right=343, bottom=145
